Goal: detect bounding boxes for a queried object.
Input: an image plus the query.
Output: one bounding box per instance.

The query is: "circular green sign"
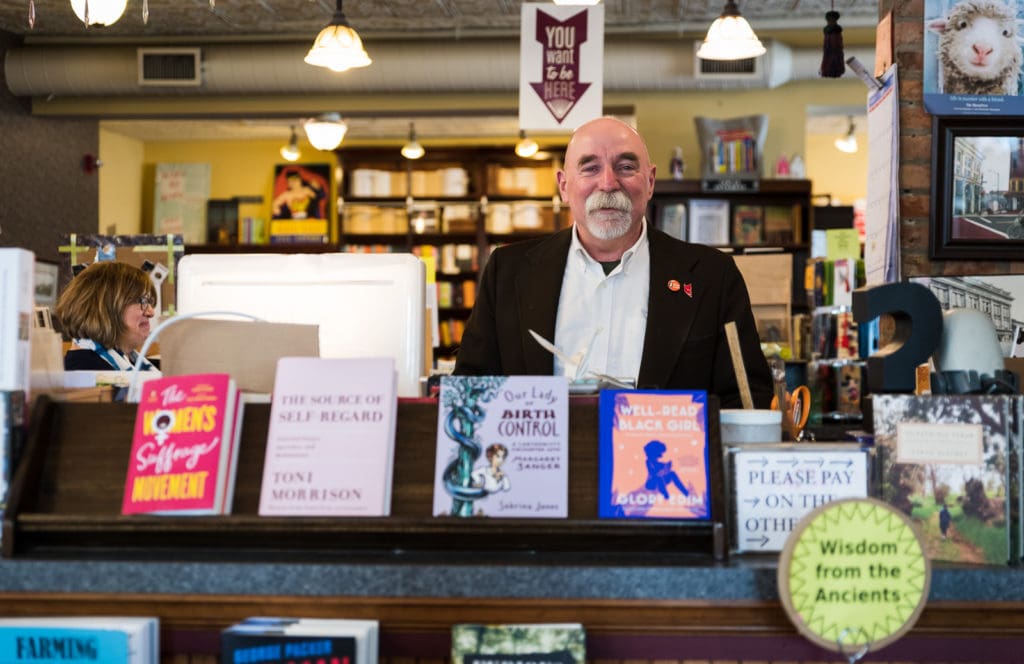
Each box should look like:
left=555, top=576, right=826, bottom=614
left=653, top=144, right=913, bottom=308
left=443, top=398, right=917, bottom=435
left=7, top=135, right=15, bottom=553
left=778, top=497, right=931, bottom=654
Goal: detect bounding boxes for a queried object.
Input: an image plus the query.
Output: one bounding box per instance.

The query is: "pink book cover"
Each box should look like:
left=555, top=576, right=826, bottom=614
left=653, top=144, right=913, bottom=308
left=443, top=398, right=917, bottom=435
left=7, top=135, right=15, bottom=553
left=122, top=373, right=239, bottom=515
left=598, top=390, right=711, bottom=520
left=258, top=357, right=398, bottom=517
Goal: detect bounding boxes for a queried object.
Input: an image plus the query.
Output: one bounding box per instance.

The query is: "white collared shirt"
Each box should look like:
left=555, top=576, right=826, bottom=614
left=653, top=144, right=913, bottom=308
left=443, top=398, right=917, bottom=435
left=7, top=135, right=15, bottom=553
left=553, top=220, right=650, bottom=383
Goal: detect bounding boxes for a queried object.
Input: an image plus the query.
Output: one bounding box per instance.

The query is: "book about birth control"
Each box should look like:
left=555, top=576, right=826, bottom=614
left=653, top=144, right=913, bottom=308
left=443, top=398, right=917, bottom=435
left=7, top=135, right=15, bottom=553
left=451, top=623, right=585, bottom=664
left=259, top=357, right=398, bottom=517
left=0, top=616, right=159, bottom=664
left=222, top=617, right=378, bottom=664
left=598, top=390, right=712, bottom=520
left=122, top=373, right=243, bottom=516
left=432, top=375, right=569, bottom=518
left=872, top=394, right=1017, bottom=565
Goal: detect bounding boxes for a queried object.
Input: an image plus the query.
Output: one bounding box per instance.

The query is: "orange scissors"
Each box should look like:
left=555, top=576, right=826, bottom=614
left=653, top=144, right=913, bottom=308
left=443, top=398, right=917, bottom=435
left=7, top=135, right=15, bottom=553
left=772, top=385, right=811, bottom=440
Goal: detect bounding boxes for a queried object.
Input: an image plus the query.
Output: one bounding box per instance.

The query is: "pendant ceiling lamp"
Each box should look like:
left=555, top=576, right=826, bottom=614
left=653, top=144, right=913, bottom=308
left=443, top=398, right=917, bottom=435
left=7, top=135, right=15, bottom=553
left=70, top=0, right=128, bottom=26
left=304, top=113, right=348, bottom=151
left=280, top=125, right=302, bottom=162
left=696, top=1, right=766, bottom=61
left=401, top=122, right=424, bottom=160
left=834, top=116, right=858, bottom=154
left=515, top=130, right=539, bottom=159
left=304, top=0, right=372, bottom=73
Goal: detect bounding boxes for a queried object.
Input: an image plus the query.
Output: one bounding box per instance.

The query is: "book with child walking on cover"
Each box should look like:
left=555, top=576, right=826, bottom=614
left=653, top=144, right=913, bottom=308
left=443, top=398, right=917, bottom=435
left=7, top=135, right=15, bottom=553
left=598, top=390, right=712, bottom=520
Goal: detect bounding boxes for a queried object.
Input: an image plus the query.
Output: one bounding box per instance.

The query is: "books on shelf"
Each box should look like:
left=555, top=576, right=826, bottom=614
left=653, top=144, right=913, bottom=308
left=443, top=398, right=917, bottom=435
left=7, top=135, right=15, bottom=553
left=451, top=623, right=585, bottom=664
left=121, top=373, right=243, bottom=515
left=432, top=375, right=569, bottom=517
left=222, top=617, right=379, bottom=664
left=598, top=390, right=712, bottom=520
left=872, top=394, right=1020, bottom=565
left=657, top=203, right=687, bottom=240
left=731, top=204, right=764, bottom=245
left=269, top=219, right=329, bottom=244
left=0, top=616, right=159, bottom=664
left=686, top=199, right=730, bottom=246
left=0, top=248, right=34, bottom=395
left=763, top=204, right=799, bottom=244
left=259, top=357, right=398, bottom=517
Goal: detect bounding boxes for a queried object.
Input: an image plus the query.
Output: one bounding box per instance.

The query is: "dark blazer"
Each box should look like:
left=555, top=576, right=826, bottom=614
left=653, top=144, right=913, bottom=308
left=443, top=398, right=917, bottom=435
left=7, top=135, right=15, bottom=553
left=453, top=226, right=773, bottom=409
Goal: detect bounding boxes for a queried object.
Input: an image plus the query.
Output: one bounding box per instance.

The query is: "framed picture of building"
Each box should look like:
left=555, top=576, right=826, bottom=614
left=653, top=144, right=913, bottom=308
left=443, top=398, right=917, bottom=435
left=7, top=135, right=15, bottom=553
left=930, top=117, right=1024, bottom=259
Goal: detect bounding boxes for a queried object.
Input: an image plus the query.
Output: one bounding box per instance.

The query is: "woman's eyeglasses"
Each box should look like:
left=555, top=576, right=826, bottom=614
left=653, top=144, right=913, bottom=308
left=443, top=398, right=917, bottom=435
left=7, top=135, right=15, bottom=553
left=136, top=295, right=156, bottom=310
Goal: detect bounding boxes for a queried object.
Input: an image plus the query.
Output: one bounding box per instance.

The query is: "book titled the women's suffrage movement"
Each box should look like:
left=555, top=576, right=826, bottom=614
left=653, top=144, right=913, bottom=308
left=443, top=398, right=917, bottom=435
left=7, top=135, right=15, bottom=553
left=598, top=390, right=712, bottom=520
left=432, top=375, right=569, bottom=518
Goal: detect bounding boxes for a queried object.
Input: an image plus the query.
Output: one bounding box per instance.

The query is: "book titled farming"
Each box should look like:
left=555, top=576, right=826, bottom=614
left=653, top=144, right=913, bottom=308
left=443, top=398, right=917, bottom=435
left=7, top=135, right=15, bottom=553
left=122, top=373, right=243, bottom=515
left=432, top=375, right=569, bottom=518
left=0, top=616, right=159, bottom=664
left=598, top=390, right=712, bottom=520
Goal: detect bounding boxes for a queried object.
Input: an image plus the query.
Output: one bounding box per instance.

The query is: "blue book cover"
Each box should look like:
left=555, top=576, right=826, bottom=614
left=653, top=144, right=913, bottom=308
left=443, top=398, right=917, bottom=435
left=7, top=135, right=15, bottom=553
left=598, top=390, right=711, bottom=520
left=0, top=626, right=129, bottom=663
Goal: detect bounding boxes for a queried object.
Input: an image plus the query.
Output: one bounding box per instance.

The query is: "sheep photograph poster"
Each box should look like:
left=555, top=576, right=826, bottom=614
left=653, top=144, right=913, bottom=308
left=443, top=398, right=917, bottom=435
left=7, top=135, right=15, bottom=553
left=923, top=0, right=1024, bottom=115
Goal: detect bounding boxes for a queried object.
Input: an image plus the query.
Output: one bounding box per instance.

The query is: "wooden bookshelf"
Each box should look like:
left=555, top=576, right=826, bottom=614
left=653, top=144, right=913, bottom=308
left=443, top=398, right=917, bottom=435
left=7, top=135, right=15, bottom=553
left=3, top=396, right=726, bottom=562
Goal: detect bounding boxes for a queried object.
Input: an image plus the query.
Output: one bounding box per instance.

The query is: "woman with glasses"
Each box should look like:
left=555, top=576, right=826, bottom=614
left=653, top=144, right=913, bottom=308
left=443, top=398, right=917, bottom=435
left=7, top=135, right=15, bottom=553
left=54, top=261, right=160, bottom=372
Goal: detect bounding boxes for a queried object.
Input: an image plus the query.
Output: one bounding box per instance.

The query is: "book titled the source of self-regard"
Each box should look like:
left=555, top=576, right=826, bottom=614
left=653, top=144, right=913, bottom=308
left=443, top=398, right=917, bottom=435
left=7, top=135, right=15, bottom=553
left=0, top=616, right=159, bottom=664
left=221, top=617, right=378, bottom=664
left=598, top=390, right=711, bottom=520
left=258, top=356, right=398, bottom=517
left=122, top=373, right=243, bottom=515
left=432, top=375, right=569, bottom=518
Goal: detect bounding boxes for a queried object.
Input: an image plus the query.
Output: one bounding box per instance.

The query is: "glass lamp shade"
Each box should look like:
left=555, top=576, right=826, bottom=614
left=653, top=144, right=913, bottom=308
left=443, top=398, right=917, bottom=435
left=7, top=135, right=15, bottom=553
left=696, top=4, right=766, bottom=61
left=70, top=0, right=128, bottom=26
left=280, top=142, right=301, bottom=162
left=304, top=114, right=348, bottom=151
left=515, top=132, right=540, bottom=158
left=401, top=141, right=424, bottom=160
left=835, top=134, right=858, bottom=154
left=304, top=24, right=372, bottom=73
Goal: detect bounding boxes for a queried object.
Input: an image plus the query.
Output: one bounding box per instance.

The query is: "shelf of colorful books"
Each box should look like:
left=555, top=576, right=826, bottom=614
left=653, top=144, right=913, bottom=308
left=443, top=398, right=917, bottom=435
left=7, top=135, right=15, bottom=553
left=3, top=396, right=725, bottom=562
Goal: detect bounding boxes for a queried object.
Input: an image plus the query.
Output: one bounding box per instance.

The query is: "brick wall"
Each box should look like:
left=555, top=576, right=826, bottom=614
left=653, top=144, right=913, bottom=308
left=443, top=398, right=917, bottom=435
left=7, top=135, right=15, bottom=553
left=0, top=33, right=98, bottom=268
left=893, top=0, right=1024, bottom=277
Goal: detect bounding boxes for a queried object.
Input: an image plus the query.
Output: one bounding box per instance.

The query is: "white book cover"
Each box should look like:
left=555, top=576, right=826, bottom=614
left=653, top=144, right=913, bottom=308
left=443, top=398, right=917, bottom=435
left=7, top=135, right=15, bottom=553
left=259, top=357, right=398, bottom=516
left=0, top=249, right=34, bottom=394
left=686, top=199, right=730, bottom=246
left=432, top=375, right=569, bottom=518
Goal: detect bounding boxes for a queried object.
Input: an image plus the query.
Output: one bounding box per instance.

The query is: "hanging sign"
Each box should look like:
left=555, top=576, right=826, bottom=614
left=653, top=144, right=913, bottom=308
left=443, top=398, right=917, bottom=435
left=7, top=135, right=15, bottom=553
left=778, top=498, right=931, bottom=657
left=519, top=3, right=604, bottom=131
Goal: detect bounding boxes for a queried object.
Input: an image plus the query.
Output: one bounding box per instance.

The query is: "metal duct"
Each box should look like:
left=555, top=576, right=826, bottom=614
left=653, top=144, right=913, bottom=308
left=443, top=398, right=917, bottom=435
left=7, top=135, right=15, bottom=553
left=4, top=38, right=875, bottom=97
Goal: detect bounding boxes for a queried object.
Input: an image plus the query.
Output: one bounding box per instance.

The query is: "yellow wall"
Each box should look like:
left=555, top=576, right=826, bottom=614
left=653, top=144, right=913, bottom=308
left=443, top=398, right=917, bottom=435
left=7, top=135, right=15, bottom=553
left=805, top=130, right=869, bottom=206
left=103, top=79, right=870, bottom=234
left=98, top=128, right=145, bottom=234
left=142, top=139, right=339, bottom=236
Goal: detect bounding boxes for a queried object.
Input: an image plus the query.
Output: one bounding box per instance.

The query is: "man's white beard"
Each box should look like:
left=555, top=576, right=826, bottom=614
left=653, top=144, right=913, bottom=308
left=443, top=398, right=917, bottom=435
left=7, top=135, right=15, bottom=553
left=583, top=190, right=633, bottom=241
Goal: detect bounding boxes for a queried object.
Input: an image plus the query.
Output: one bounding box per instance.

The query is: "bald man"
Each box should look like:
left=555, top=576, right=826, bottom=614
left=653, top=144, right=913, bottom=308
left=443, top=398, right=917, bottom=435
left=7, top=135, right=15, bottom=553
left=454, top=117, right=772, bottom=408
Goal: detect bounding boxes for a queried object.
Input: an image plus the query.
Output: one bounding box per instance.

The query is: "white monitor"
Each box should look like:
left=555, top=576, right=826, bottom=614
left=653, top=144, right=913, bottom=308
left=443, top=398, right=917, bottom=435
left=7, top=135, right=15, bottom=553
left=176, top=252, right=425, bottom=397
